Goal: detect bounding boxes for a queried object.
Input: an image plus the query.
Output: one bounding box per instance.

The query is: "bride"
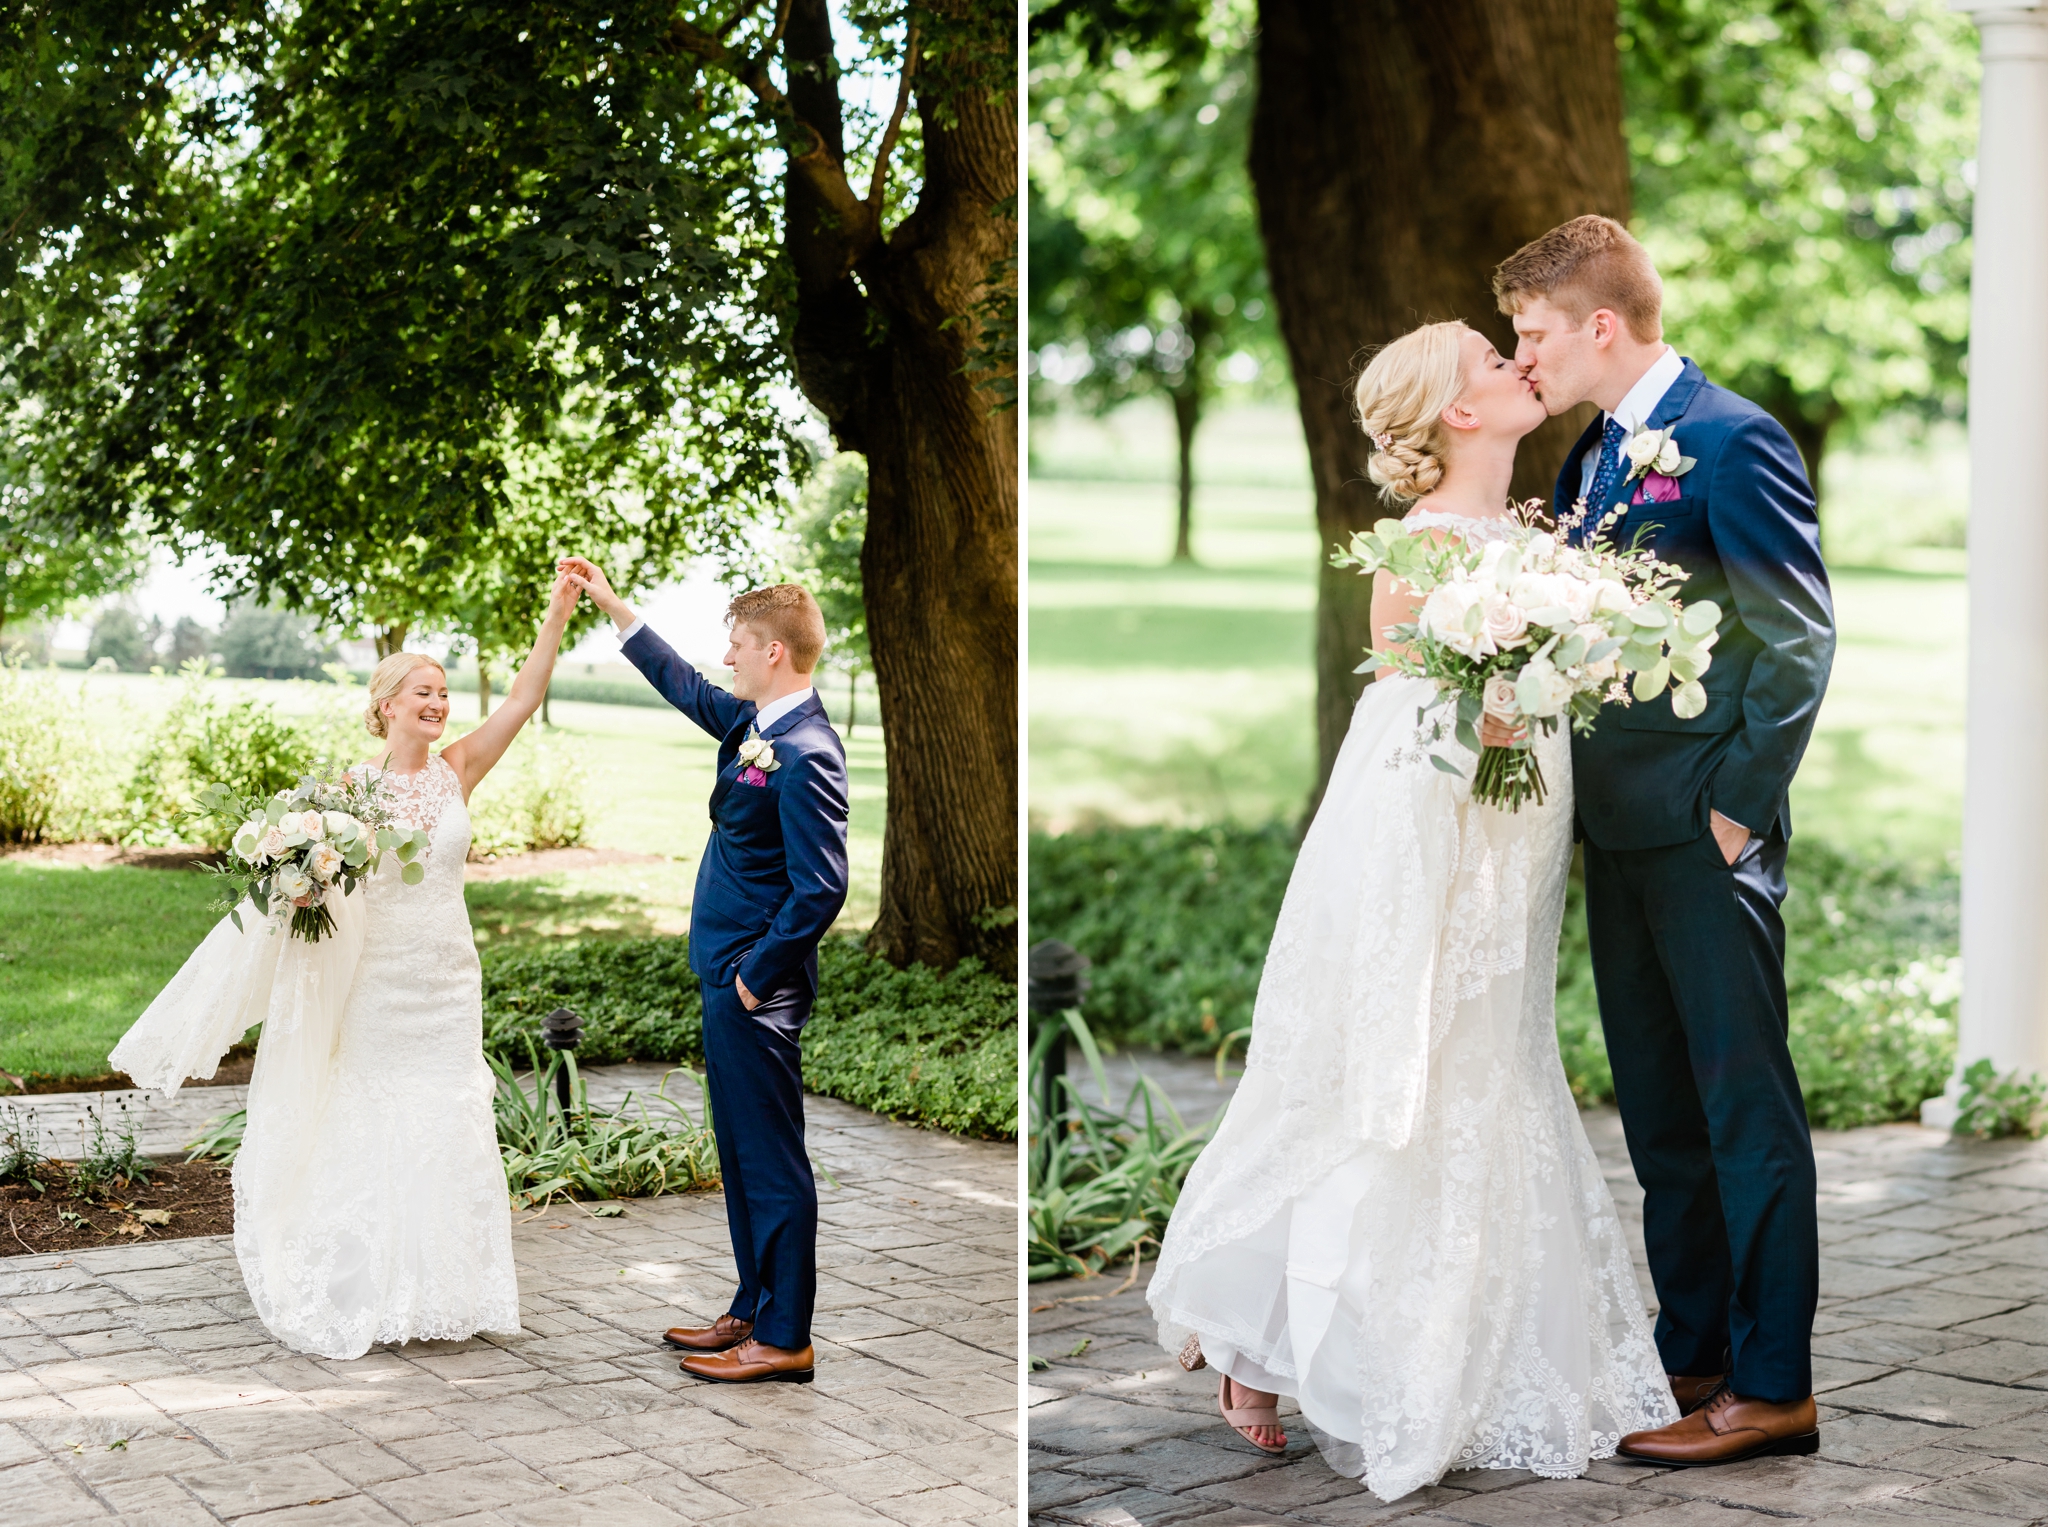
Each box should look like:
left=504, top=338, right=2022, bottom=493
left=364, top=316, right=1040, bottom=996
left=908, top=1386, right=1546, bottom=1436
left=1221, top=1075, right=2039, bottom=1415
left=1148, top=321, right=1676, bottom=1499
left=112, top=573, right=580, bottom=1359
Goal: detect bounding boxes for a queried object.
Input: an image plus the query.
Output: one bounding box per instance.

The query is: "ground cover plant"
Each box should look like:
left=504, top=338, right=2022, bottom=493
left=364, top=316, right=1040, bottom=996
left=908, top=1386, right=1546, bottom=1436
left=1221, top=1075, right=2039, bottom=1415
left=481, top=936, right=1019, bottom=1139
left=1031, top=824, right=1959, bottom=1131
left=1, top=1101, right=234, bottom=1257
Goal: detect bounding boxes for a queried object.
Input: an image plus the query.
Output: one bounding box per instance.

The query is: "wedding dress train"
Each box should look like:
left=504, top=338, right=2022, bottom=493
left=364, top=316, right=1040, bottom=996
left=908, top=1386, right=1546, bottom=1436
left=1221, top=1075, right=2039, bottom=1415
left=113, top=756, right=520, bottom=1360
left=1148, top=511, right=1677, bottom=1501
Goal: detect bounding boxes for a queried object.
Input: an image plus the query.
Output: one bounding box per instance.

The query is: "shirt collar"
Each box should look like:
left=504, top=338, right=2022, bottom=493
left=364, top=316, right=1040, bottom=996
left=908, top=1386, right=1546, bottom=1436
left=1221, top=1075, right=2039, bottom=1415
left=753, top=686, right=815, bottom=734
left=1606, top=345, right=1683, bottom=434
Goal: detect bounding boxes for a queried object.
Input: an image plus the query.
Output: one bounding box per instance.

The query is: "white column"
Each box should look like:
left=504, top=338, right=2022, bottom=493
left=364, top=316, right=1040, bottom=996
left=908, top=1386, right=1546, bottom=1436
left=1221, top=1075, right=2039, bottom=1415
left=1929, top=0, right=2048, bottom=1126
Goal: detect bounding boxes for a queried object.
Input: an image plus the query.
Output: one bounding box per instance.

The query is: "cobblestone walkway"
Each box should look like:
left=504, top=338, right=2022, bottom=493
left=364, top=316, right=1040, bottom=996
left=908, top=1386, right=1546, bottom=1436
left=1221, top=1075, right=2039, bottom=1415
left=1029, top=1106, right=2048, bottom=1526
left=2, top=1069, right=1019, bottom=1525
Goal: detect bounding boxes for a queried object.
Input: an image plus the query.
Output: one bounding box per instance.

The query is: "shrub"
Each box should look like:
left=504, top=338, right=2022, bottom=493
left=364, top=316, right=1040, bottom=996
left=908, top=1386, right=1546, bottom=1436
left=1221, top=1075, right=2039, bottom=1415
left=1025, top=823, right=1298, bottom=1052
left=116, top=663, right=317, bottom=847
left=1031, top=824, right=1960, bottom=1131
left=0, top=663, right=109, bottom=843
left=1953, top=1059, right=2048, bottom=1140
left=480, top=935, right=1018, bottom=1138
left=468, top=727, right=588, bottom=856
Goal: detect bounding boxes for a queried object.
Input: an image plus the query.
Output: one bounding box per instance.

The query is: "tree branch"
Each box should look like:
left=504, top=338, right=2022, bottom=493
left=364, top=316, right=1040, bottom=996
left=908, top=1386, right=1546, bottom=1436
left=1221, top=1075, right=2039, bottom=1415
left=665, top=14, right=874, bottom=253
left=868, top=25, right=919, bottom=213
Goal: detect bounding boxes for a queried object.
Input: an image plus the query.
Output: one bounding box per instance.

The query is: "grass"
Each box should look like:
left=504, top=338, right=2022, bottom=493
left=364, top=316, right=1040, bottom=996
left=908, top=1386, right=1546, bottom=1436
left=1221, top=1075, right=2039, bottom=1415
left=0, top=861, right=226, bottom=1079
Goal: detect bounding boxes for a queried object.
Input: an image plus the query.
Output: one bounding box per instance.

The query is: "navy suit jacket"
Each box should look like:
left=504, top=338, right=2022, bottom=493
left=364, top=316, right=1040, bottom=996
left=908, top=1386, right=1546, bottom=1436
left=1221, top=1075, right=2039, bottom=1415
left=1557, top=359, right=1835, bottom=851
left=621, top=625, right=851, bottom=999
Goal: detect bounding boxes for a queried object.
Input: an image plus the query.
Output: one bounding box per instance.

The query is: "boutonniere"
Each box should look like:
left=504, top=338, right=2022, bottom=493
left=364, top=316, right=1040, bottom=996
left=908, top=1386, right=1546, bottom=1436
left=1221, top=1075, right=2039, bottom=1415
left=1622, top=424, right=1695, bottom=487
left=735, top=730, right=780, bottom=785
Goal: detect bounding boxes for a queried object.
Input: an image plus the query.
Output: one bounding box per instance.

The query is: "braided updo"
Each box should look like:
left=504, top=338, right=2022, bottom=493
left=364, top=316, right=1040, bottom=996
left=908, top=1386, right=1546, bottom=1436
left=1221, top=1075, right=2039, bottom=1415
left=1355, top=320, right=1471, bottom=504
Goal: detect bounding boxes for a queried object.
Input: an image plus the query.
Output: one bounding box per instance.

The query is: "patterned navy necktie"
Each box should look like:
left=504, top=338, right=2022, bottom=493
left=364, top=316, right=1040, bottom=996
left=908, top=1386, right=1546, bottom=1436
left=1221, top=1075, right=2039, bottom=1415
left=1574, top=416, right=1630, bottom=546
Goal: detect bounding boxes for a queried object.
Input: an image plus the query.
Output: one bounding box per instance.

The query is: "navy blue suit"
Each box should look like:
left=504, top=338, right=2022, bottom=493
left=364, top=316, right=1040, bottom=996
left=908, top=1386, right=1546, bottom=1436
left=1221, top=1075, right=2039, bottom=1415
left=1557, top=359, right=1834, bottom=1402
left=622, top=624, right=850, bottom=1349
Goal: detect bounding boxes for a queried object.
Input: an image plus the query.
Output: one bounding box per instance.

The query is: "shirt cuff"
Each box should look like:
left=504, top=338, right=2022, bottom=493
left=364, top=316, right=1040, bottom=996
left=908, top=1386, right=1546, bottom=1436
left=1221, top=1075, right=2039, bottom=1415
left=616, top=616, right=647, bottom=645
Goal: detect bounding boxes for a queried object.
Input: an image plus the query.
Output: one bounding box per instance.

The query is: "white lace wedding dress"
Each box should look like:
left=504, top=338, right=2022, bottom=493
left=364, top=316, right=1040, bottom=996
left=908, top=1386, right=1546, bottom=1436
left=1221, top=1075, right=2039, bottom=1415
left=1148, top=510, right=1676, bottom=1501
left=112, top=756, right=521, bottom=1360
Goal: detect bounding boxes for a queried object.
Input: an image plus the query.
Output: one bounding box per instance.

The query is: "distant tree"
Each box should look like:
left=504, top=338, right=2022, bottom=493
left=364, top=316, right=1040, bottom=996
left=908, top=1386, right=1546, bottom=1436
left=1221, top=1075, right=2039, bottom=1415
left=1621, top=0, right=1976, bottom=493
left=88, top=607, right=156, bottom=672
left=165, top=616, right=214, bottom=668
left=216, top=604, right=337, bottom=681
left=788, top=452, right=873, bottom=735
left=1029, top=0, right=1277, bottom=562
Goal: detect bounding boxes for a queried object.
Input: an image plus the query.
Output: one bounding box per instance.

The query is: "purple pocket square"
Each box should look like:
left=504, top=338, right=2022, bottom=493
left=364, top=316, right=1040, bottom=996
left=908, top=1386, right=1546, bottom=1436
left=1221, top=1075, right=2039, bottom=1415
left=1632, top=472, right=1683, bottom=505
left=738, top=765, right=769, bottom=787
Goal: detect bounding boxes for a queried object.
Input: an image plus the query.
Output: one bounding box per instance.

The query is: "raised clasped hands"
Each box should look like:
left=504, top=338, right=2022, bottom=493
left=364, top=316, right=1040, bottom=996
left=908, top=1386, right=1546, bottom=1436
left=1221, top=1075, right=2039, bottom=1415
left=556, top=555, right=635, bottom=630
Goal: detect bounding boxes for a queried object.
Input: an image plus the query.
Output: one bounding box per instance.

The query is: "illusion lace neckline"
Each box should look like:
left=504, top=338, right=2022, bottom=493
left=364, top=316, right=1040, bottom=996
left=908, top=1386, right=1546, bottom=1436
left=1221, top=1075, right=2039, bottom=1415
left=362, top=754, right=462, bottom=835
left=1404, top=508, right=1520, bottom=543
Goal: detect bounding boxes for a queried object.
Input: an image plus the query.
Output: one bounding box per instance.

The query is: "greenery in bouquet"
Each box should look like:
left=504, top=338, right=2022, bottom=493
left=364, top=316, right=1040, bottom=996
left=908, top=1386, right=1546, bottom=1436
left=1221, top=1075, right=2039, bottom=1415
left=190, top=773, right=432, bottom=943
left=1331, top=503, right=1722, bottom=810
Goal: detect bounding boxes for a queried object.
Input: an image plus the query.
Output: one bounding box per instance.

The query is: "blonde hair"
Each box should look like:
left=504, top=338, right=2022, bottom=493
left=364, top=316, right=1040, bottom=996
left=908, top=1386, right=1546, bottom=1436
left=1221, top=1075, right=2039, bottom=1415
left=727, top=584, right=827, bottom=673
left=1355, top=320, right=1471, bottom=504
left=1492, top=214, right=1664, bottom=344
left=364, top=652, right=445, bottom=738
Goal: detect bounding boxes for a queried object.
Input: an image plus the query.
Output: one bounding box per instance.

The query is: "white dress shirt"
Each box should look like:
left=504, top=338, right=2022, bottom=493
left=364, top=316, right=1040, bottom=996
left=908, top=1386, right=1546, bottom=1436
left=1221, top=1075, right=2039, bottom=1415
left=1578, top=344, right=1685, bottom=501
left=752, top=686, right=815, bottom=733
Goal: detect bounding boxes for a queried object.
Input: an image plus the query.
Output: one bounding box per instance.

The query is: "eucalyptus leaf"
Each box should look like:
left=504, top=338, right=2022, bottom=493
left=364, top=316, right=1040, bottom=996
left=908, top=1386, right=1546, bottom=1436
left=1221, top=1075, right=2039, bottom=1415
left=400, top=861, right=426, bottom=886
left=1680, top=601, right=1721, bottom=639
left=1671, top=679, right=1708, bottom=719
left=1430, top=753, right=1464, bottom=776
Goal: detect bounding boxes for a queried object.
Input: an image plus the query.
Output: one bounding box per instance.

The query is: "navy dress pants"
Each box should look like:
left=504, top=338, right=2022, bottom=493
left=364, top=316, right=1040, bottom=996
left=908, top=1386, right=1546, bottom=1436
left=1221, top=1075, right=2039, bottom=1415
left=1582, top=826, right=1817, bottom=1402
left=699, top=978, right=817, bottom=1350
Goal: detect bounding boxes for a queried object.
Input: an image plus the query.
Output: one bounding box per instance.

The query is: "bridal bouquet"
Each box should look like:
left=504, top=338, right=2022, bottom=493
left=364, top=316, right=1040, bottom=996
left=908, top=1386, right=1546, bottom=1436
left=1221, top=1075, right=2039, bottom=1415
left=190, top=773, right=432, bottom=943
left=1332, top=502, right=1721, bottom=811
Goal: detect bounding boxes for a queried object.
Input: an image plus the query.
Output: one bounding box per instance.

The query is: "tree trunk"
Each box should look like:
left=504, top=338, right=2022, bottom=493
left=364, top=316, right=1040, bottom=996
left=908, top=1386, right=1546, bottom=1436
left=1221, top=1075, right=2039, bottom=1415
left=1170, top=380, right=1200, bottom=564
left=477, top=661, right=492, bottom=719
left=847, top=668, right=858, bottom=738
left=373, top=624, right=409, bottom=660
left=1249, top=0, right=1630, bottom=809
left=541, top=681, right=551, bottom=729
left=772, top=0, right=1017, bottom=976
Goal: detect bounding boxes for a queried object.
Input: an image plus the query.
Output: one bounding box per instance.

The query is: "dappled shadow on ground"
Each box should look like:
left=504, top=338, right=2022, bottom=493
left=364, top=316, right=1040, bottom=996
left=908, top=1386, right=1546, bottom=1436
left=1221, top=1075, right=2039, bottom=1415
left=463, top=875, right=683, bottom=948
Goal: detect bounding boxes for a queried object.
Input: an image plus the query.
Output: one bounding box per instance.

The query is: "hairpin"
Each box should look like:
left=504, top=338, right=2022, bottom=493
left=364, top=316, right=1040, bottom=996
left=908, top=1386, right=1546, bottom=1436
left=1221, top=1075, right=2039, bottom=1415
left=1371, top=431, right=1394, bottom=451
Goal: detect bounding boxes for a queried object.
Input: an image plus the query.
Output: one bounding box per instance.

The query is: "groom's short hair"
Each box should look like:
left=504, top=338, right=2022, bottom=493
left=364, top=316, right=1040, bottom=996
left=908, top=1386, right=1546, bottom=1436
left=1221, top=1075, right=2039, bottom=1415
left=728, top=584, right=827, bottom=673
left=1493, top=215, right=1663, bottom=344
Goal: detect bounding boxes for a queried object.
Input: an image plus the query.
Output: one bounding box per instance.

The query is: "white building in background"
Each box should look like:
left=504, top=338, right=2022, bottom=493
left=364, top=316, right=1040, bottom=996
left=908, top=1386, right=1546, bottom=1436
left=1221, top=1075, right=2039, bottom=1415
left=1925, top=0, right=2048, bottom=1124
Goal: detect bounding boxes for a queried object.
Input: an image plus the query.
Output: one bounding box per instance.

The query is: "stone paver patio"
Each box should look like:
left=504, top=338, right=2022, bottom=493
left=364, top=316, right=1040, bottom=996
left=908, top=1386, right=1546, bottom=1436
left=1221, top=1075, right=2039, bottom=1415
left=1029, top=1091, right=2048, bottom=1527
left=1, top=1066, right=1019, bottom=1525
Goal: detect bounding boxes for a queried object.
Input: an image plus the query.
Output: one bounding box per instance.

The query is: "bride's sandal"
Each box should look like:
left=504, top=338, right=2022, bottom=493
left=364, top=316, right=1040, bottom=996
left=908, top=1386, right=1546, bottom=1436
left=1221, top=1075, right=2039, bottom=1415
left=1218, top=1374, right=1287, bottom=1454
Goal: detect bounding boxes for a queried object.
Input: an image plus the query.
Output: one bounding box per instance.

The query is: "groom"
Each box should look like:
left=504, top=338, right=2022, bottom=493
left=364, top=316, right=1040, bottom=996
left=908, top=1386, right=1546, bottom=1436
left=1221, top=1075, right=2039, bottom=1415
left=1494, top=217, right=1835, bottom=1465
left=560, top=557, right=849, bottom=1385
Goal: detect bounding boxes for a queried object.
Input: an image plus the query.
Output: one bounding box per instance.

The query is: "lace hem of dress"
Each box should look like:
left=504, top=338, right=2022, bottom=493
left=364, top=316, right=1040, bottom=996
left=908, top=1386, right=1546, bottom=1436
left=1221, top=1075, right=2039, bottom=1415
left=1403, top=508, right=1521, bottom=543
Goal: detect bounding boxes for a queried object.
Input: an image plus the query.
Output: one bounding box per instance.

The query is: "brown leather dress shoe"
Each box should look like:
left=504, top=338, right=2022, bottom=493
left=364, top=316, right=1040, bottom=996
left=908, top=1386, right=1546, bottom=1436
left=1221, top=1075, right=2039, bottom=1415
left=1669, top=1372, right=1726, bottom=1416
left=680, top=1338, right=815, bottom=1385
left=1618, top=1385, right=1817, bottom=1466
left=660, top=1315, right=754, bottom=1353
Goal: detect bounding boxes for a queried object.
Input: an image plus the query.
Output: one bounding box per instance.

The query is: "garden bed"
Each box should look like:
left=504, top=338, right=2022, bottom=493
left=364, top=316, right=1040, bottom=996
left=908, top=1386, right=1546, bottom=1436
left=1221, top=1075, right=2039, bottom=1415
left=1, top=1159, right=235, bottom=1257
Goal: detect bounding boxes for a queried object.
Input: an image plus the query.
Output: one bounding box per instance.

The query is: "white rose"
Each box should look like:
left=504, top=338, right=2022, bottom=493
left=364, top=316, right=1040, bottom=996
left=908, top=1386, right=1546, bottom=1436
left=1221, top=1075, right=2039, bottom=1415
left=1556, top=576, right=1597, bottom=624
left=1625, top=429, right=1663, bottom=469
left=1585, top=654, right=1619, bottom=683
left=1481, top=593, right=1529, bottom=649
left=1515, top=657, right=1576, bottom=719
left=1482, top=675, right=1521, bottom=723
left=1476, top=539, right=1516, bottom=590
left=322, top=811, right=356, bottom=841
left=308, top=844, right=344, bottom=883
left=233, top=818, right=265, bottom=861
left=297, top=810, right=324, bottom=839
left=274, top=863, right=313, bottom=901
left=1655, top=437, right=1683, bottom=475
left=1523, top=533, right=1557, bottom=571
left=259, top=826, right=287, bottom=860
left=1420, top=581, right=1493, bottom=659
left=1590, top=579, right=1633, bottom=616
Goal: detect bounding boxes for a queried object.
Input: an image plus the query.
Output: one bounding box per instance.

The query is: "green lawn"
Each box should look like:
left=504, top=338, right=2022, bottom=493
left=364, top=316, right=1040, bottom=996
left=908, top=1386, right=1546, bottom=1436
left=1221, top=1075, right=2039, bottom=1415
left=1030, top=400, right=1966, bottom=867
left=6, top=672, right=889, bottom=1082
